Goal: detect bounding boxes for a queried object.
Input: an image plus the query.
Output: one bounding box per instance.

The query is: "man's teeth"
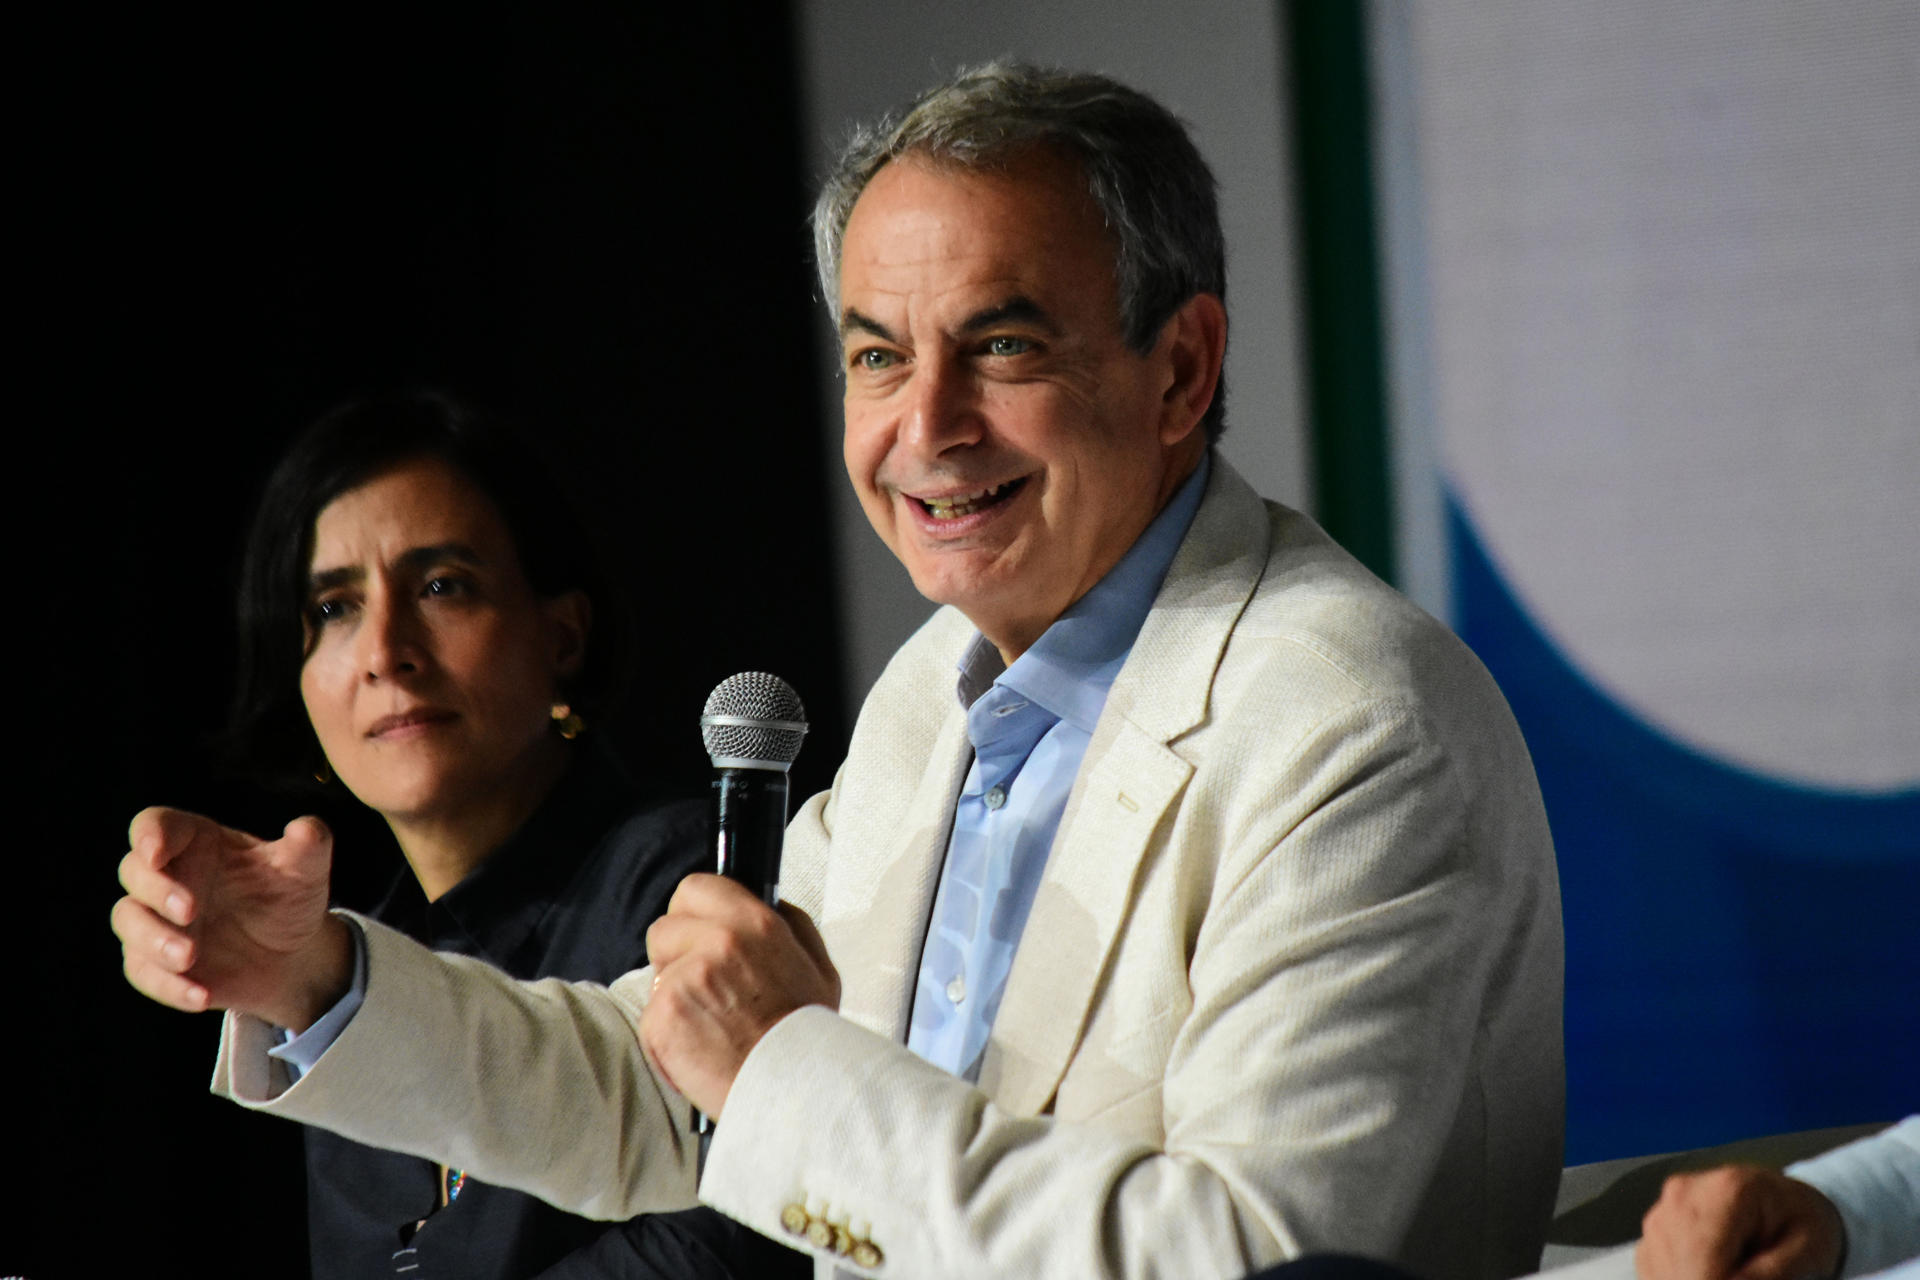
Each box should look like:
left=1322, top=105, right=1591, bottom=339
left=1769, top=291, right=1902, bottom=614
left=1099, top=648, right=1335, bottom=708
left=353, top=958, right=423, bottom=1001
left=923, top=480, right=1017, bottom=520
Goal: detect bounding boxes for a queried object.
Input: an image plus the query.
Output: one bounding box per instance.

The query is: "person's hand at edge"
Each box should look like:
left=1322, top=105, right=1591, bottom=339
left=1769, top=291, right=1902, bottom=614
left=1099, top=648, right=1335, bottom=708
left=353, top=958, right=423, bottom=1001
left=113, top=806, right=351, bottom=1032
left=1638, top=1164, right=1846, bottom=1280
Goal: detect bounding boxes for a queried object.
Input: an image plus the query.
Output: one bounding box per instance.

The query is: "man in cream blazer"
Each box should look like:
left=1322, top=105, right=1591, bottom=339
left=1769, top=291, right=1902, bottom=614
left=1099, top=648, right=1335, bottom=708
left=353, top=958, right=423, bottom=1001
left=708, top=458, right=1565, bottom=1279
left=117, top=65, right=1563, bottom=1279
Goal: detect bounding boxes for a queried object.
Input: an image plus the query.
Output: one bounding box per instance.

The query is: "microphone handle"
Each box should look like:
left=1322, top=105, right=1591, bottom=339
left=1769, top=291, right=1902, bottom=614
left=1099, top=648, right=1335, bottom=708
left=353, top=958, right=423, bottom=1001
left=695, top=766, right=789, bottom=1152
left=710, top=767, right=788, bottom=906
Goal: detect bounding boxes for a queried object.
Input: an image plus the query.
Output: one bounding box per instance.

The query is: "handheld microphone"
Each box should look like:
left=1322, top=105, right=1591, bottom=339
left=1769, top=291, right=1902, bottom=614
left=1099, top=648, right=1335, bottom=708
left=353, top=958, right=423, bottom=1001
left=692, top=672, right=807, bottom=1152
left=699, top=672, right=808, bottom=905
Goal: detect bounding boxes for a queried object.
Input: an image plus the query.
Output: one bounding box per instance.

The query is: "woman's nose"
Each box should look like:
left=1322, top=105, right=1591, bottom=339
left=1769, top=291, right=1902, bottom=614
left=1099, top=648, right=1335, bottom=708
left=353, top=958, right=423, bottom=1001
left=358, top=595, right=424, bottom=680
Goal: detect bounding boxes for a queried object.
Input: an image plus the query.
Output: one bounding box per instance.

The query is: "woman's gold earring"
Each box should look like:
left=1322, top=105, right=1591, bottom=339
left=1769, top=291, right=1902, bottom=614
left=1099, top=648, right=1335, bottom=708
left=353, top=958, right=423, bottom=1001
left=314, top=759, right=333, bottom=785
left=550, top=702, right=585, bottom=740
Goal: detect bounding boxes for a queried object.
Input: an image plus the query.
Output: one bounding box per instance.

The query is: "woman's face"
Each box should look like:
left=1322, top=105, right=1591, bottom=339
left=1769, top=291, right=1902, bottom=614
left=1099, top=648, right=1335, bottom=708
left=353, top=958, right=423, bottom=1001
left=299, top=457, right=587, bottom=829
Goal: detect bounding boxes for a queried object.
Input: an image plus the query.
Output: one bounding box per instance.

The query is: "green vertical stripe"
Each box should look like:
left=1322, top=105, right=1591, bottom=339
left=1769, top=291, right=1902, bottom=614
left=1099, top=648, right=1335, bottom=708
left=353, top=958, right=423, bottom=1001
left=1284, top=0, right=1397, bottom=585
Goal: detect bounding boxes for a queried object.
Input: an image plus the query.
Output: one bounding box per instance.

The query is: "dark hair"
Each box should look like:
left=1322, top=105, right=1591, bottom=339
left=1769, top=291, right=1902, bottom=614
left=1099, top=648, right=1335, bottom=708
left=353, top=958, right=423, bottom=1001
left=227, top=390, right=633, bottom=788
left=813, top=62, right=1229, bottom=442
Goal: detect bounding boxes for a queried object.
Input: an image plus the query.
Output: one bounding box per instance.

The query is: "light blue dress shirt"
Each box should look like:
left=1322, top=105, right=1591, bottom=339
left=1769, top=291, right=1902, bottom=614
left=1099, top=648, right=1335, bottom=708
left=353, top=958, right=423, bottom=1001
left=906, top=454, right=1210, bottom=1081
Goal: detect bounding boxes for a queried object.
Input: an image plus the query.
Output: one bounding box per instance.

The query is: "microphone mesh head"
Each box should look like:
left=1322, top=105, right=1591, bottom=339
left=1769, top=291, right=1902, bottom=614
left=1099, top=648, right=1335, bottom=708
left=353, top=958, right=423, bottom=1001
left=701, top=671, right=808, bottom=766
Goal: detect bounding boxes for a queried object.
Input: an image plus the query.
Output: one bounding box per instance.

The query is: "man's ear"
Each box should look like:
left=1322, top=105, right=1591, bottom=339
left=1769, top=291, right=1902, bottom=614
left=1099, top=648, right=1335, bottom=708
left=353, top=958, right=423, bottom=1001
left=1156, top=291, right=1227, bottom=447
left=544, top=590, right=592, bottom=680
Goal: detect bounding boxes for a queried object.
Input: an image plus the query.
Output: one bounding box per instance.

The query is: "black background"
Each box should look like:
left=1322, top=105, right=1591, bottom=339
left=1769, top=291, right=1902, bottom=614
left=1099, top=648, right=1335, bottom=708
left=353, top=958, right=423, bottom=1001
left=20, top=9, right=851, bottom=1274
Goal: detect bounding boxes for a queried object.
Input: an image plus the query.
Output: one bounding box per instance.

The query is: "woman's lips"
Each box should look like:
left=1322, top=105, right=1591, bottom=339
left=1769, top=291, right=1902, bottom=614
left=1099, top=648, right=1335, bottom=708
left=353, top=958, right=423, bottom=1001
left=366, top=708, right=458, bottom=739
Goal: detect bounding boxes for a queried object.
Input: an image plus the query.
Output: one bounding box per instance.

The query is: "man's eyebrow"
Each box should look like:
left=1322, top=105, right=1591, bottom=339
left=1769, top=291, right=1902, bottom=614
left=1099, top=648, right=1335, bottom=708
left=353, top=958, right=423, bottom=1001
left=306, top=543, right=482, bottom=594
left=958, top=296, right=1056, bottom=335
left=840, top=308, right=897, bottom=343
left=840, top=297, right=1058, bottom=346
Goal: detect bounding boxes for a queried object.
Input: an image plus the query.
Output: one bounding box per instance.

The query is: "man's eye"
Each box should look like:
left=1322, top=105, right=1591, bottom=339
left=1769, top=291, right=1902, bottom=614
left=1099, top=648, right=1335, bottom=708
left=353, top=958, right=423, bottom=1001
left=986, top=336, right=1032, bottom=357
left=424, top=576, right=469, bottom=598
left=855, top=348, right=898, bottom=371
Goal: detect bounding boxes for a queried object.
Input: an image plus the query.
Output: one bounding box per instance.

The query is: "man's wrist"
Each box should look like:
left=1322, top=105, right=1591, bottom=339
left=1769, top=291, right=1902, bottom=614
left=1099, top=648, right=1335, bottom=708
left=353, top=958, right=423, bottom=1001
left=271, top=913, right=355, bottom=1033
left=266, top=916, right=366, bottom=1080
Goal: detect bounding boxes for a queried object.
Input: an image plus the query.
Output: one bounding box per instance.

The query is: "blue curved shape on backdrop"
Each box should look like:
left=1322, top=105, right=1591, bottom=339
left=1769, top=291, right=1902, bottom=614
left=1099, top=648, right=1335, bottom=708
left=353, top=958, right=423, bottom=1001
left=1447, top=494, right=1919, bottom=1162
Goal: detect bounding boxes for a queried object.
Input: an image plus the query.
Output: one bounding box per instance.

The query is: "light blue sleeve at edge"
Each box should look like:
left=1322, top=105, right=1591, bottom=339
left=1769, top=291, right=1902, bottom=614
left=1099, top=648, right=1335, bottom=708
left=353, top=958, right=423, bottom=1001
left=264, top=918, right=368, bottom=1083
left=1788, top=1116, right=1920, bottom=1280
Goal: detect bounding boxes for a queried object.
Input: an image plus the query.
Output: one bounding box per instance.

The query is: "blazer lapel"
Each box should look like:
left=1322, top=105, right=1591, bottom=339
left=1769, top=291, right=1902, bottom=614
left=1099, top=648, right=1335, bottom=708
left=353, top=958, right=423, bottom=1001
left=824, top=697, right=973, bottom=1044
left=980, top=723, right=1194, bottom=1115
left=978, top=460, right=1275, bottom=1116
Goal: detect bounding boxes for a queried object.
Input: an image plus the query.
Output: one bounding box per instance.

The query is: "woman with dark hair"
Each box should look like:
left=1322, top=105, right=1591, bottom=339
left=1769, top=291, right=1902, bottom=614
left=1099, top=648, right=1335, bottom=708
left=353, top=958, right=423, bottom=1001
left=218, top=391, right=801, bottom=1279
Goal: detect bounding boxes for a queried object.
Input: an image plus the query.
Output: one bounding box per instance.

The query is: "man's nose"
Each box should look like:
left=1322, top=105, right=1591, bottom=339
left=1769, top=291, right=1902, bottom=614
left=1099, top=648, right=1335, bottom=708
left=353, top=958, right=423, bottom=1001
left=900, top=356, right=984, bottom=453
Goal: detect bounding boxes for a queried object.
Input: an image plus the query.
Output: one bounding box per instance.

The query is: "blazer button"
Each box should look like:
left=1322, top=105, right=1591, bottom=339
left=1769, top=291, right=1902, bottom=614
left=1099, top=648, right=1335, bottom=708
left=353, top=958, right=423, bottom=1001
left=852, top=1240, right=884, bottom=1269
left=832, top=1224, right=855, bottom=1255
left=806, top=1218, right=837, bottom=1250
left=779, top=1203, right=809, bottom=1236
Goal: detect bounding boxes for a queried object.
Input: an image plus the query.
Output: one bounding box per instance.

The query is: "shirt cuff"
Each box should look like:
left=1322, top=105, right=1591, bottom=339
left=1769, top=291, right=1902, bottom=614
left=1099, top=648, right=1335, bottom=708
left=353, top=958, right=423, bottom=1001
left=265, top=916, right=368, bottom=1082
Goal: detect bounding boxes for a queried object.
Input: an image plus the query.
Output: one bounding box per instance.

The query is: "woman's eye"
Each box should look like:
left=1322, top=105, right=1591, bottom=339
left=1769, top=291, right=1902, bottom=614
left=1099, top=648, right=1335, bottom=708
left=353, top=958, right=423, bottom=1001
left=986, top=335, right=1032, bottom=357
left=424, top=576, right=469, bottom=598
left=307, top=598, right=351, bottom=626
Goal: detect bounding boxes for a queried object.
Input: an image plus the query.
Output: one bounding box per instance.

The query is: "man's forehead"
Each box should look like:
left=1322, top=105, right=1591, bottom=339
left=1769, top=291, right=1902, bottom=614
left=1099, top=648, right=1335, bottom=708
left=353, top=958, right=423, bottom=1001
left=850, top=146, right=1094, bottom=225
left=836, top=151, right=1120, bottom=321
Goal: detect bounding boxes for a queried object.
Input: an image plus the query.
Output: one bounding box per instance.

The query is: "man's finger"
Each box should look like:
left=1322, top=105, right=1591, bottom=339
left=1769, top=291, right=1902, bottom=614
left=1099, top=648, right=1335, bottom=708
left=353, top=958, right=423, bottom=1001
left=122, top=949, right=211, bottom=1013
left=110, top=896, right=194, bottom=973
left=665, top=871, right=770, bottom=920
left=117, top=849, right=194, bottom=925
left=127, top=806, right=209, bottom=866
left=279, top=815, right=333, bottom=862
left=665, top=871, right=726, bottom=915
left=645, top=911, right=726, bottom=972
left=1731, top=1239, right=1811, bottom=1280
left=644, top=913, right=684, bottom=970
left=1731, top=1177, right=1843, bottom=1280
left=126, top=805, right=170, bottom=853
left=1643, top=1172, right=1733, bottom=1280
left=115, top=894, right=211, bottom=1012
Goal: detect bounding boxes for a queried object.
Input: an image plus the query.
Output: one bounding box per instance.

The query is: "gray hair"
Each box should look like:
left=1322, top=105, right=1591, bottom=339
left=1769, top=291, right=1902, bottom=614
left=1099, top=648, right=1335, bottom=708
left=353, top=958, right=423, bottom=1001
left=813, top=62, right=1229, bottom=442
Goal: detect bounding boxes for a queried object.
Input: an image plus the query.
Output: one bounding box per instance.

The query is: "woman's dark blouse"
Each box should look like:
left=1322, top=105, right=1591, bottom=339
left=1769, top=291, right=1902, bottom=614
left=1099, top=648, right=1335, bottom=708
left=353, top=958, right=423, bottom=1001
left=303, top=746, right=807, bottom=1279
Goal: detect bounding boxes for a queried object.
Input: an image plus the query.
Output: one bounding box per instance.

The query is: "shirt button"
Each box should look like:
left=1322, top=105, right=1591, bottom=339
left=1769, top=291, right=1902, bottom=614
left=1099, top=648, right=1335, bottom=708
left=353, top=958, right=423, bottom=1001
left=946, top=973, right=966, bottom=1005
left=984, top=785, right=1007, bottom=810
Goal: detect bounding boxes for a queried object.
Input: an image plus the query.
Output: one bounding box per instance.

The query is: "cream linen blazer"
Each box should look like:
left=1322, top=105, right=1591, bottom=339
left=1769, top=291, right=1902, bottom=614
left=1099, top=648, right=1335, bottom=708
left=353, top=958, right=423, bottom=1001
left=216, top=460, right=1564, bottom=1280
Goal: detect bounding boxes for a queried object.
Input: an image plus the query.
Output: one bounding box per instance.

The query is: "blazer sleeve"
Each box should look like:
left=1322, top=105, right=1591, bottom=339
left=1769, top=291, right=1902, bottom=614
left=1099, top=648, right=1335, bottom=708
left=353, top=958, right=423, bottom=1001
left=698, top=696, right=1528, bottom=1278
left=211, top=912, right=703, bottom=1222
left=204, top=775, right=850, bottom=1225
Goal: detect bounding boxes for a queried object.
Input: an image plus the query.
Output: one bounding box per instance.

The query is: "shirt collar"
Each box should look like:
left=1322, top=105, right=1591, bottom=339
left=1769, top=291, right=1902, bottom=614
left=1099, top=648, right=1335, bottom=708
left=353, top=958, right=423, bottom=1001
left=371, top=743, right=636, bottom=964
left=954, top=451, right=1212, bottom=731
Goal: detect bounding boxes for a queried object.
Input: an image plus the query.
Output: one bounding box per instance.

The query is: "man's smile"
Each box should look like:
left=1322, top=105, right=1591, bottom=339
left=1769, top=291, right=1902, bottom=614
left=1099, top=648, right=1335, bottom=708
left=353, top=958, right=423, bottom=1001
left=911, top=476, right=1029, bottom=521
left=896, top=474, right=1035, bottom=539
